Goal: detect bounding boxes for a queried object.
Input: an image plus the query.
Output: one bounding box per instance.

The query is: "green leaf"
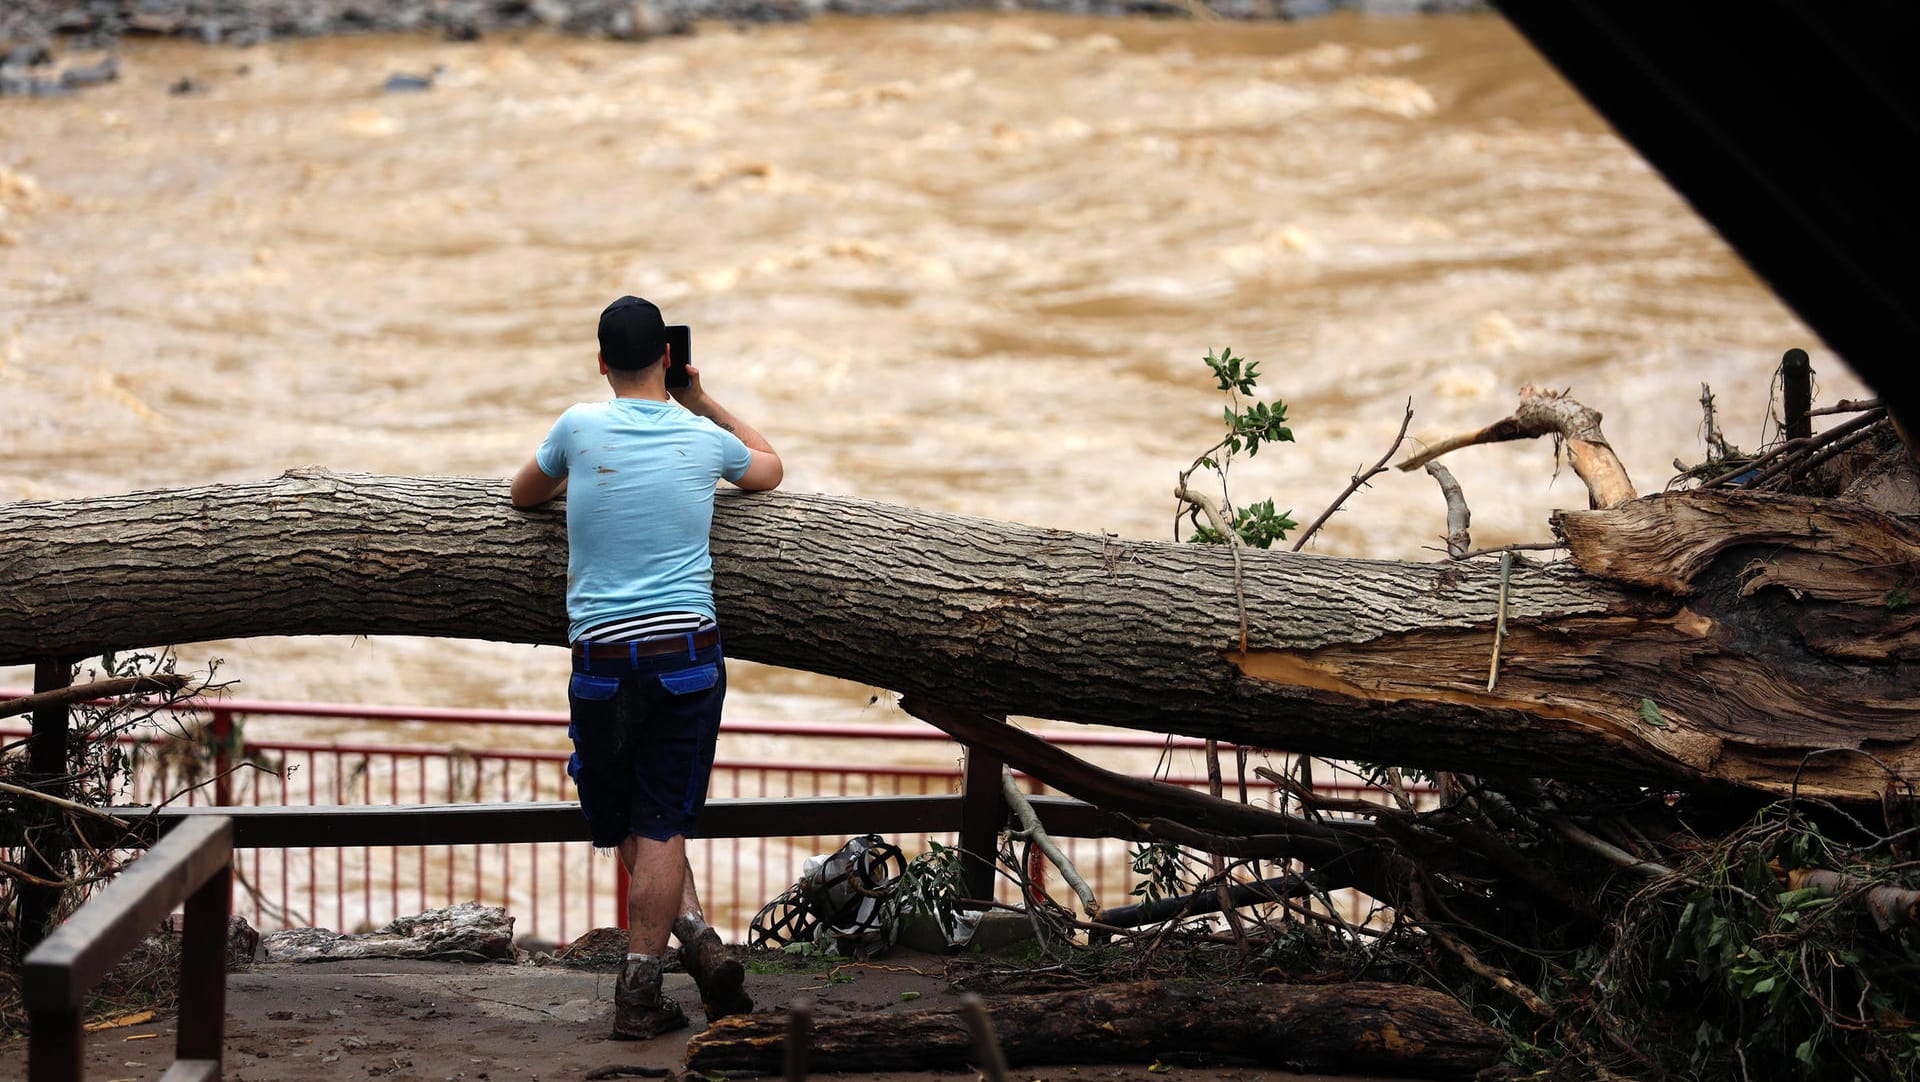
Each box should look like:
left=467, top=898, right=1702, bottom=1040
left=1639, top=698, right=1669, bottom=728
left=900, top=991, right=921, bottom=1002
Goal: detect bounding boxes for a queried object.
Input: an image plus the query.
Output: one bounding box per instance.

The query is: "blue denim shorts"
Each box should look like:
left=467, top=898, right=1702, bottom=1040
left=566, top=637, right=726, bottom=846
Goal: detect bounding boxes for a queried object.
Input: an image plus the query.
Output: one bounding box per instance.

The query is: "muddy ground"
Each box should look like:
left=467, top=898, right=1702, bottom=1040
left=0, top=947, right=1427, bottom=1082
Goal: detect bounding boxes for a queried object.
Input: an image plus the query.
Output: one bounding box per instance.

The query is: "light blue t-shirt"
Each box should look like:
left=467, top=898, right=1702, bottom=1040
left=535, top=398, right=754, bottom=641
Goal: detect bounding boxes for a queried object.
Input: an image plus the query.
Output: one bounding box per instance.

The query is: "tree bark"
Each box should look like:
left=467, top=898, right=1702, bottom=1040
left=682, top=980, right=1506, bottom=1079
left=2, top=470, right=1917, bottom=800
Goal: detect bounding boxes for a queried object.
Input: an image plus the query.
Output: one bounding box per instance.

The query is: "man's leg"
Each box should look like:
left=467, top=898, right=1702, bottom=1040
left=618, top=834, right=685, bottom=956
left=611, top=834, right=690, bottom=1040
left=669, top=857, right=751, bottom=1020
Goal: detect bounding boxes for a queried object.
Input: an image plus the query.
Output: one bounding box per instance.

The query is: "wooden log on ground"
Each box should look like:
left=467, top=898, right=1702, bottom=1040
left=683, top=980, right=1505, bottom=1079
left=2, top=470, right=1918, bottom=800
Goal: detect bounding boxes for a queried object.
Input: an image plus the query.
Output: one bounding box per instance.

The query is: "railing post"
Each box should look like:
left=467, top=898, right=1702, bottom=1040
left=26, top=1003, right=81, bottom=1082
left=1782, top=348, right=1813, bottom=442
left=176, top=858, right=232, bottom=1069
left=958, top=740, right=1006, bottom=903
left=210, top=709, right=234, bottom=807
left=21, top=658, right=75, bottom=951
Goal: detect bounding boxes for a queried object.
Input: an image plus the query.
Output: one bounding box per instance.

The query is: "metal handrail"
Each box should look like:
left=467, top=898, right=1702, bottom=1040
left=24, top=815, right=234, bottom=1082
left=84, top=795, right=1112, bottom=850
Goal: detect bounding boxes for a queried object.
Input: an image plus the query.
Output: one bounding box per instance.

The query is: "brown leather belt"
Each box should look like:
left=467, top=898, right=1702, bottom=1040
left=571, top=628, right=720, bottom=662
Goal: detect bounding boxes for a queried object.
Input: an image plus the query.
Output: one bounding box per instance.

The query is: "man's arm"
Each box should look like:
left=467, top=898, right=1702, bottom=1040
left=671, top=366, right=783, bottom=491
left=512, top=458, right=568, bottom=508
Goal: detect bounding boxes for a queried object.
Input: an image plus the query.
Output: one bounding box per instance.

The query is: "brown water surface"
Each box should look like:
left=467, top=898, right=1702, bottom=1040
left=0, top=13, right=1858, bottom=725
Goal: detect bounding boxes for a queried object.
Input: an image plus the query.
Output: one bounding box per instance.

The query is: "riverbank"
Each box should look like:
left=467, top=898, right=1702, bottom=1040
left=3, top=0, right=1489, bottom=55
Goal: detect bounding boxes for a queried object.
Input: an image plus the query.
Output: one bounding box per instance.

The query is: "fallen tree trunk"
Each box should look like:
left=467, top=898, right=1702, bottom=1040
left=3, top=470, right=1918, bottom=799
left=683, top=980, right=1505, bottom=1079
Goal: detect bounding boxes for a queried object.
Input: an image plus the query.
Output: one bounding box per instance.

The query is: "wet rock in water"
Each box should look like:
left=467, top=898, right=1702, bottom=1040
left=382, top=68, right=438, bottom=92
left=60, top=53, right=118, bottom=87
left=0, top=73, right=72, bottom=97
left=126, top=11, right=182, bottom=35
left=3, top=43, right=53, bottom=69
left=260, top=902, right=515, bottom=963
left=615, top=0, right=690, bottom=40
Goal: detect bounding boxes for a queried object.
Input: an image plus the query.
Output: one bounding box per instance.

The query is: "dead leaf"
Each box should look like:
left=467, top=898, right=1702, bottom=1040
left=83, top=1010, right=155, bottom=1031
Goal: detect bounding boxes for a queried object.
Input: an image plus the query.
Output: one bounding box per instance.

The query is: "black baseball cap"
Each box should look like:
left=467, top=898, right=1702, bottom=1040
left=598, top=295, right=668, bottom=371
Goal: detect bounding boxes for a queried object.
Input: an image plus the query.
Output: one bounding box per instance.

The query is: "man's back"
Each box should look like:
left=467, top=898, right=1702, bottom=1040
left=536, top=397, right=751, bottom=642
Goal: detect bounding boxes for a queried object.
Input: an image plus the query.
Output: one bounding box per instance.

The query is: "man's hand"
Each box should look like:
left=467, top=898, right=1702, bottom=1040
left=668, top=364, right=710, bottom=411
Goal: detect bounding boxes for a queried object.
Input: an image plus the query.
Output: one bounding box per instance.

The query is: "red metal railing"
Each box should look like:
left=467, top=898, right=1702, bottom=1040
left=2, top=691, right=1420, bottom=945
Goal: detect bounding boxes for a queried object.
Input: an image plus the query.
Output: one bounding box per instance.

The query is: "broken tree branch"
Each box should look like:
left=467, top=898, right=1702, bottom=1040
left=1698, top=406, right=1887, bottom=488
left=686, top=980, right=1506, bottom=1079
left=1425, top=462, right=1471, bottom=558
left=1399, top=387, right=1636, bottom=509
left=1783, top=867, right=1920, bottom=932
left=0, top=674, right=191, bottom=720
left=1001, top=766, right=1098, bottom=917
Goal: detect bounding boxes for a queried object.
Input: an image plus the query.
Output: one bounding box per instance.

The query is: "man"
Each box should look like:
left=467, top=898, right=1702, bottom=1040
left=511, top=295, right=782, bottom=1039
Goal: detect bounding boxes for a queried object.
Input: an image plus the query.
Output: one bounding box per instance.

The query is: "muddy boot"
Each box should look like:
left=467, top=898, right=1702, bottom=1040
left=679, top=927, right=752, bottom=1021
left=612, top=957, right=690, bottom=1041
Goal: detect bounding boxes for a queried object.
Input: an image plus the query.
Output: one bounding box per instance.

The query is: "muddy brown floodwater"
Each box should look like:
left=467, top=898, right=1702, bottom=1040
left=0, top=12, right=1861, bottom=729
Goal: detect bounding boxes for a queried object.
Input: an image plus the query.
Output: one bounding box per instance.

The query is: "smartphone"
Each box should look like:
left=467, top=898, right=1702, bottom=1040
left=664, top=324, right=691, bottom=389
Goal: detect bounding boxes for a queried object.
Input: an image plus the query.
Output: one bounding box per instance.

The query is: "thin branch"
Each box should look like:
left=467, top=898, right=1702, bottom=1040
left=1293, top=398, right=1414, bottom=551
left=1698, top=407, right=1886, bottom=488
left=1171, top=478, right=1250, bottom=655
left=1252, top=765, right=1395, bottom=817
left=0, top=674, right=191, bottom=720
left=1001, top=767, right=1098, bottom=917
left=0, top=779, right=135, bottom=824
left=1766, top=419, right=1889, bottom=486
left=1552, top=817, right=1680, bottom=882
left=1204, top=739, right=1252, bottom=954
left=955, top=896, right=1210, bottom=943
left=1485, top=551, right=1512, bottom=692
left=1699, top=383, right=1733, bottom=460
left=1806, top=398, right=1882, bottom=418
left=1454, top=541, right=1564, bottom=559
left=1423, top=461, right=1471, bottom=558
left=1406, top=880, right=1626, bottom=1081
